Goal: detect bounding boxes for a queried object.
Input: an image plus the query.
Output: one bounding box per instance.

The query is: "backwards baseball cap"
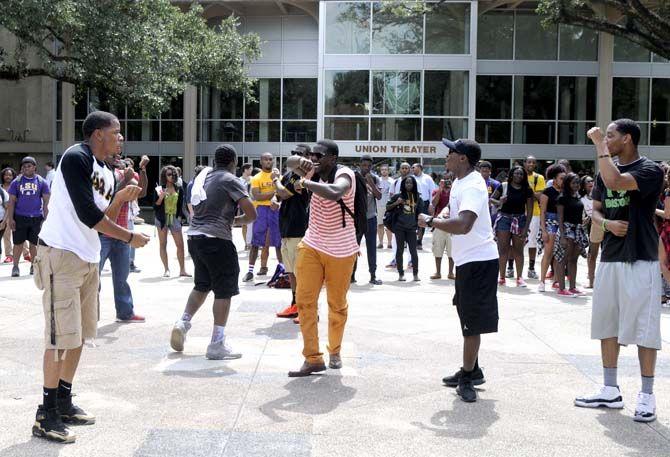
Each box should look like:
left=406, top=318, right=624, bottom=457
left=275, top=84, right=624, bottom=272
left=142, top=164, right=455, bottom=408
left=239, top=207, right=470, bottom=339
left=312, top=139, right=339, bottom=157
left=442, top=138, right=481, bottom=166
left=291, top=144, right=312, bottom=156
left=21, top=156, right=37, bottom=166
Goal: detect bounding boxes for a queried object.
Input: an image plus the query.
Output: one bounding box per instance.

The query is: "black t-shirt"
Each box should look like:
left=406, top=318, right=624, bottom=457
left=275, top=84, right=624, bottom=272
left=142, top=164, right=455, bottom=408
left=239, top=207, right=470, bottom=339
left=279, top=171, right=309, bottom=238
left=501, top=184, right=532, bottom=215
left=592, top=157, right=664, bottom=263
left=543, top=187, right=560, bottom=214
left=558, top=194, right=583, bottom=225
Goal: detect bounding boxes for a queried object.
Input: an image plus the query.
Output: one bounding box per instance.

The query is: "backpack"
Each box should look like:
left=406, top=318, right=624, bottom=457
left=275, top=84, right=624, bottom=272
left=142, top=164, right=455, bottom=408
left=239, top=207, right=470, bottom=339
left=267, top=263, right=291, bottom=289
left=327, top=165, right=368, bottom=239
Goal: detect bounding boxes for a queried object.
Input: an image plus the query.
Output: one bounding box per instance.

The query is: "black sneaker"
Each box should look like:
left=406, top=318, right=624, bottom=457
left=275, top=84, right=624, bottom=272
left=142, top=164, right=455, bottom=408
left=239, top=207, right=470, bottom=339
left=456, top=378, right=477, bottom=403
left=129, top=263, right=141, bottom=273
left=32, top=405, right=76, bottom=443
left=442, top=367, right=485, bottom=388
left=242, top=272, right=254, bottom=282
left=57, top=397, right=96, bottom=425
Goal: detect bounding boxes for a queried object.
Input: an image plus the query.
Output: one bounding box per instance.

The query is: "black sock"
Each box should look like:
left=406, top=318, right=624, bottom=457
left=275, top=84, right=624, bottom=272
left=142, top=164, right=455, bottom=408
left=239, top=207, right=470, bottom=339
left=529, top=259, right=535, bottom=270
left=474, top=359, right=479, bottom=371
left=57, top=379, right=72, bottom=400
left=291, top=291, right=296, bottom=305
left=507, top=259, right=513, bottom=269
left=43, top=387, right=58, bottom=410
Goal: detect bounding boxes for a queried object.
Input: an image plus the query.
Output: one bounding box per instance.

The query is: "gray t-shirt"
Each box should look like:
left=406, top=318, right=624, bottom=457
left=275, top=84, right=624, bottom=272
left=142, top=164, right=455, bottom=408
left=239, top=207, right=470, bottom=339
left=365, top=173, right=381, bottom=219
left=188, top=168, right=248, bottom=240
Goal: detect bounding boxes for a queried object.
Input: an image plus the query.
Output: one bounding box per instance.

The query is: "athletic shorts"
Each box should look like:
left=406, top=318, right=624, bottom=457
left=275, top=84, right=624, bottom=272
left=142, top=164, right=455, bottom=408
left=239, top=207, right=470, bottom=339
left=33, top=244, right=99, bottom=350
left=591, top=261, right=662, bottom=349
left=527, top=216, right=540, bottom=248
left=189, top=236, right=239, bottom=299
left=13, top=214, right=43, bottom=245
left=453, top=259, right=499, bottom=337
left=155, top=217, right=182, bottom=232
left=432, top=229, right=452, bottom=258
left=252, top=206, right=281, bottom=248
left=281, top=237, right=302, bottom=273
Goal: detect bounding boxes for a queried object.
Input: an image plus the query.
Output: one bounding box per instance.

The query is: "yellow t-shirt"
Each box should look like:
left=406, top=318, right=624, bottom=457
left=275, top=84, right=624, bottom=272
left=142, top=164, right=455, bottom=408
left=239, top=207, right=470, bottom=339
left=528, top=172, right=545, bottom=216
left=250, top=170, right=275, bottom=207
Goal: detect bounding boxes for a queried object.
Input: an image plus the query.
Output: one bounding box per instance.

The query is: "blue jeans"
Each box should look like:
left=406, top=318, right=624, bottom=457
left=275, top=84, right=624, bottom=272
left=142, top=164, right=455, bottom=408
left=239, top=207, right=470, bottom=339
left=99, top=235, right=134, bottom=320
left=128, top=218, right=136, bottom=263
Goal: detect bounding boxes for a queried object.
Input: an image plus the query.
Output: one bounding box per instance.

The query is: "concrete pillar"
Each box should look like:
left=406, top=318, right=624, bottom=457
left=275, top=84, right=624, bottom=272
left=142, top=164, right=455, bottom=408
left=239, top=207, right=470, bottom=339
left=183, top=85, right=197, bottom=182
left=467, top=0, right=478, bottom=141
left=61, top=82, right=75, bottom=150
left=596, top=32, right=614, bottom=129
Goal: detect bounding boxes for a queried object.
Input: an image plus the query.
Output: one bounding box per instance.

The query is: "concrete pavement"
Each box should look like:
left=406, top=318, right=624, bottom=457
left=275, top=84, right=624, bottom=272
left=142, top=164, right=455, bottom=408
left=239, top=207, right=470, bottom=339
left=1, top=226, right=669, bottom=456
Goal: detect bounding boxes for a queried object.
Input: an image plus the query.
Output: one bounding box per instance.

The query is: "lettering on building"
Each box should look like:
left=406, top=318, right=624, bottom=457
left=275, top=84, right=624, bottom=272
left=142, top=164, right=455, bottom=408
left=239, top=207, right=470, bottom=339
left=354, top=145, right=437, bottom=154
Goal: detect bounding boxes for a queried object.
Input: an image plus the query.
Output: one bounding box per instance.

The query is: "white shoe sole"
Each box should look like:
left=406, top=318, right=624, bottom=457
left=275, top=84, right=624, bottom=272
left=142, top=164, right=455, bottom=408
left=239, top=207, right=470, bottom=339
left=205, top=353, right=242, bottom=360
left=633, top=413, right=656, bottom=423
left=574, top=399, right=624, bottom=409
left=170, top=327, right=186, bottom=352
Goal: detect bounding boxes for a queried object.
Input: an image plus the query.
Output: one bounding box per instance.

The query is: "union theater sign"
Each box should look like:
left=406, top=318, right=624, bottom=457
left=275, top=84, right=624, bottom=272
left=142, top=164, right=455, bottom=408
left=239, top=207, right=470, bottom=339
left=341, top=143, right=440, bottom=157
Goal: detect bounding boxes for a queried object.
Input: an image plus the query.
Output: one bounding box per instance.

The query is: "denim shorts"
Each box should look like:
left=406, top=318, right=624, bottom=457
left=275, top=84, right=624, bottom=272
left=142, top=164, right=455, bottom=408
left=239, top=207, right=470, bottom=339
left=156, top=217, right=182, bottom=232
left=495, top=213, right=526, bottom=233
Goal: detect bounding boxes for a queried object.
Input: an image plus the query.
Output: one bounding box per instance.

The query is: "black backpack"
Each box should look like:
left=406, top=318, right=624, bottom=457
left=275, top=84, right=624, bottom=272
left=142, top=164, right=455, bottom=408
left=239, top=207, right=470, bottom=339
left=327, top=165, right=368, bottom=238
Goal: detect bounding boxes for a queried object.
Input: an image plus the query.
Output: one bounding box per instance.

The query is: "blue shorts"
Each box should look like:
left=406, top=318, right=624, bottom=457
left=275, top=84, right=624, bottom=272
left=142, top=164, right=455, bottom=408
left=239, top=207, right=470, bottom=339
left=252, top=206, right=281, bottom=248
left=156, top=217, right=182, bottom=232
left=545, top=212, right=559, bottom=234
left=495, top=213, right=526, bottom=234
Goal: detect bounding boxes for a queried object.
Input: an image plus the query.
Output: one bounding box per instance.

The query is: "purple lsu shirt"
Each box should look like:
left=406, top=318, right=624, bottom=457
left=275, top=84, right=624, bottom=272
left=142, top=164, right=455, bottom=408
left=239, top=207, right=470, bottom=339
left=8, top=175, right=50, bottom=217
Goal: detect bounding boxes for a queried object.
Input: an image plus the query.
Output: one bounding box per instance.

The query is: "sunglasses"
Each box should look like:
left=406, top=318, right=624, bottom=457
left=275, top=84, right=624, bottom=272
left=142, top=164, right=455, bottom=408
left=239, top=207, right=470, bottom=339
left=310, top=152, right=324, bottom=159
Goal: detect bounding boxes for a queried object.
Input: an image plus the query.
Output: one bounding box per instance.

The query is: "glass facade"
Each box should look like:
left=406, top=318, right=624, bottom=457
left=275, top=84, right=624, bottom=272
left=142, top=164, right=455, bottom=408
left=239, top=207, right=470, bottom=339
left=198, top=77, right=318, bottom=144
left=613, top=77, right=670, bottom=145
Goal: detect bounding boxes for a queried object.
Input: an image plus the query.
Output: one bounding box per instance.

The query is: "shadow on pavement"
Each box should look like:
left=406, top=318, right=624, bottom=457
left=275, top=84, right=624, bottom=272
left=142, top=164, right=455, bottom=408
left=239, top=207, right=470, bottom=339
left=95, top=322, right=122, bottom=345
left=411, top=397, right=499, bottom=439
left=0, top=438, right=62, bottom=457
left=259, top=375, right=356, bottom=422
left=596, top=410, right=670, bottom=457
left=254, top=320, right=300, bottom=340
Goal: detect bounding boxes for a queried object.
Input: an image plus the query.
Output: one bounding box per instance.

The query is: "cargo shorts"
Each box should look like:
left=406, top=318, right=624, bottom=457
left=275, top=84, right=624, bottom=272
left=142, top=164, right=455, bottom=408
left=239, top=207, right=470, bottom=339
left=33, top=245, right=100, bottom=350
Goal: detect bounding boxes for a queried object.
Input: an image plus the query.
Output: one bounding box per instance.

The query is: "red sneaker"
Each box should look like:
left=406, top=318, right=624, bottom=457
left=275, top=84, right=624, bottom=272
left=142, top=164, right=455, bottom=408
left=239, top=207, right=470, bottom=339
left=3, top=256, right=12, bottom=264
left=569, top=288, right=585, bottom=296
left=23, top=254, right=31, bottom=262
left=277, top=304, right=299, bottom=319
left=498, top=277, right=506, bottom=286
left=547, top=270, right=554, bottom=279
left=557, top=289, right=576, bottom=297
left=116, top=314, right=146, bottom=323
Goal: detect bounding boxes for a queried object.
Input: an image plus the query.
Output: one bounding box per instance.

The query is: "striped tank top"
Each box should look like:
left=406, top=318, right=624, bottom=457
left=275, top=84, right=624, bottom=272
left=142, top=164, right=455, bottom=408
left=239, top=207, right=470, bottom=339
left=302, top=166, right=359, bottom=258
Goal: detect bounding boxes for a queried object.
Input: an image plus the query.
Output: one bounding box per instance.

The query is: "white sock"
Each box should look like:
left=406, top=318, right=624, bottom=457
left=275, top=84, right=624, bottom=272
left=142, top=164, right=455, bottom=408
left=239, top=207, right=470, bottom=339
left=211, top=325, right=225, bottom=343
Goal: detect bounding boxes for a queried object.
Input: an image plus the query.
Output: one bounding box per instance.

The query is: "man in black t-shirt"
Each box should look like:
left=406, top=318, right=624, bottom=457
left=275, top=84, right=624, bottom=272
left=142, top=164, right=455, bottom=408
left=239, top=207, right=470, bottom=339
left=273, top=144, right=311, bottom=320
left=575, top=119, right=664, bottom=424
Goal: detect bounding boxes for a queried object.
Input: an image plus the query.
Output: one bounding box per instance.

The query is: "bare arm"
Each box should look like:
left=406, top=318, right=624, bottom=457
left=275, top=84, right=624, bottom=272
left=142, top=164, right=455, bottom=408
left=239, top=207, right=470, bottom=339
left=42, top=193, right=50, bottom=218
left=234, top=197, right=257, bottom=226
left=588, top=128, right=639, bottom=191
left=539, top=194, right=548, bottom=234
left=251, top=187, right=275, bottom=201
left=272, top=175, right=293, bottom=201
left=302, top=175, right=351, bottom=202
left=5, top=195, right=16, bottom=230
left=523, top=197, right=533, bottom=233
left=138, top=169, right=148, bottom=198
left=426, top=210, right=478, bottom=235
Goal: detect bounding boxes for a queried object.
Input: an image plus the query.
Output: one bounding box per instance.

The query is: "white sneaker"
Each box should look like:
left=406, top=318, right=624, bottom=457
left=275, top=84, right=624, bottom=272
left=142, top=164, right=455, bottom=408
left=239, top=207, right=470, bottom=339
left=538, top=282, right=546, bottom=293
left=634, top=392, right=656, bottom=422
left=527, top=269, right=538, bottom=280
left=574, top=385, right=624, bottom=409
left=505, top=268, right=514, bottom=278
left=170, top=320, right=192, bottom=352
left=206, top=339, right=242, bottom=360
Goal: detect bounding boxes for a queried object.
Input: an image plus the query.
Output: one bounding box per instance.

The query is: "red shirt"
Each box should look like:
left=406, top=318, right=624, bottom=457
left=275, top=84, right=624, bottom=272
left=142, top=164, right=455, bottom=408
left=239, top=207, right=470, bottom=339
left=114, top=169, right=139, bottom=228
left=432, top=187, right=450, bottom=216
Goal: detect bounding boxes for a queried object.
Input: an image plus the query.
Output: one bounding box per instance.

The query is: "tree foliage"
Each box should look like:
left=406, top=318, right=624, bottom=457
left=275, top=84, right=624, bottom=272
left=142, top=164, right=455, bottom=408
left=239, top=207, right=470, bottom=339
left=0, top=0, right=261, bottom=114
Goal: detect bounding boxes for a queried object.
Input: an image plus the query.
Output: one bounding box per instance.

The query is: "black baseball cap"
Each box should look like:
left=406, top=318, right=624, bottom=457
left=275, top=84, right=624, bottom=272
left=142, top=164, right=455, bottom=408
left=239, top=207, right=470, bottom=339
left=291, top=144, right=311, bottom=156
left=442, top=138, right=481, bottom=166
left=21, top=156, right=37, bottom=166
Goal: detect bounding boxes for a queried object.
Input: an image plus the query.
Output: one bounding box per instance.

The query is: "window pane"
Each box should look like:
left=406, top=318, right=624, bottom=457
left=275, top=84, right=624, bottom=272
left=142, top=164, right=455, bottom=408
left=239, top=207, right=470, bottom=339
left=423, top=118, right=468, bottom=141
left=559, top=25, right=598, bottom=61
left=477, top=11, right=513, bottom=60
left=161, top=121, right=183, bottom=141
left=201, top=121, right=243, bottom=142
left=515, top=11, right=557, bottom=60
left=371, top=2, right=422, bottom=54
left=651, top=79, right=670, bottom=122
left=283, top=79, right=317, bottom=119
left=325, top=70, right=370, bottom=115
left=475, top=121, right=511, bottom=143
left=514, top=76, right=556, bottom=120
left=371, top=118, right=420, bottom=141
left=127, top=121, right=160, bottom=141
left=425, top=3, right=470, bottom=54
left=614, top=37, right=651, bottom=62
left=74, top=93, right=88, bottom=120
left=513, top=121, right=555, bottom=144
left=283, top=121, right=317, bottom=143
left=558, top=122, right=591, bottom=144
left=201, top=87, right=243, bottom=119
left=89, top=89, right=125, bottom=117
left=612, top=78, right=650, bottom=121
left=75, top=121, right=84, bottom=141
left=424, top=71, right=469, bottom=117
left=245, top=79, right=281, bottom=119
left=651, top=123, right=670, bottom=145
left=558, top=77, right=596, bottom=120
left=244, top=121, right=280, bottom=142
left=325, top=2, right=370, bottom=54
left=476, top=75, right=512, bottom=119
left=324, top=117, right=369, bottom=140
left=56, top=82, right=62, bottom=121
left=162, top=94, right=183, bottom=119
left=372, top=71, right=421, bottom=115
left=653, top=54, right=669, bottom=63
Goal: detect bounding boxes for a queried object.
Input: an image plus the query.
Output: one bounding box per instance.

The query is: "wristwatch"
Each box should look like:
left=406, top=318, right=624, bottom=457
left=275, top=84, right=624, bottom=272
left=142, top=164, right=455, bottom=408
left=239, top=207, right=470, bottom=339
left=426, top=216, right=434, bottom=228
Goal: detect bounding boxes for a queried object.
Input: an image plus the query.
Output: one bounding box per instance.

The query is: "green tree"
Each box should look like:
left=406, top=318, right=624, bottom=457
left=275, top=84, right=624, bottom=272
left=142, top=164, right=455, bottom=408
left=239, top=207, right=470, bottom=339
left=0, top=0, right=261, bottom=114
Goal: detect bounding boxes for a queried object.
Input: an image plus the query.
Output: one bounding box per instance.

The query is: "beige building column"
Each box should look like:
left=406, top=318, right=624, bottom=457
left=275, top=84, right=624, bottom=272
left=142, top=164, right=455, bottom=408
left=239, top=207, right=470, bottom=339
left=183, top=85, right=198, bottom=181
left=61, top=82, right=75, bottom=149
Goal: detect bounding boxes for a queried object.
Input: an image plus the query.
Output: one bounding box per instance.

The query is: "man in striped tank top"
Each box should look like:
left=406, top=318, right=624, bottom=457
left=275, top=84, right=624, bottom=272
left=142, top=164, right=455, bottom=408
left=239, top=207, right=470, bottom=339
left=285, top=139, right=359, bottom=377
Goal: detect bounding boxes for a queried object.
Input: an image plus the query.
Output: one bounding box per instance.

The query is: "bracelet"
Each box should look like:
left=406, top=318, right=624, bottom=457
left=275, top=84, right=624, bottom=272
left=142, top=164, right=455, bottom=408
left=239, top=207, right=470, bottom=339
left=602, top=219, right=609, bottom=233
left=598, top=154, right=611, bottom=159
left=426, top=216, right=434, bottom=228
left=126, top=232, right=134, bottom=244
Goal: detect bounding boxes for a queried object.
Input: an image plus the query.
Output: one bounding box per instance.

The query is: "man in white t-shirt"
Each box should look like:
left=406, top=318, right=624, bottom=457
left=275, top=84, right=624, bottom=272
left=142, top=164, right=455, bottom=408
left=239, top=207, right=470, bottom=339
left=419, top=138, right=499, bottom=403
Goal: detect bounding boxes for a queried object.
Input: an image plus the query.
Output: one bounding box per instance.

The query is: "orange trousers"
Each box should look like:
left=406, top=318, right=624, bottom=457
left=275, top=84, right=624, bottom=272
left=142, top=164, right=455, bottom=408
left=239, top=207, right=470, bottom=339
left=295, top=243, right=357, bottom=364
